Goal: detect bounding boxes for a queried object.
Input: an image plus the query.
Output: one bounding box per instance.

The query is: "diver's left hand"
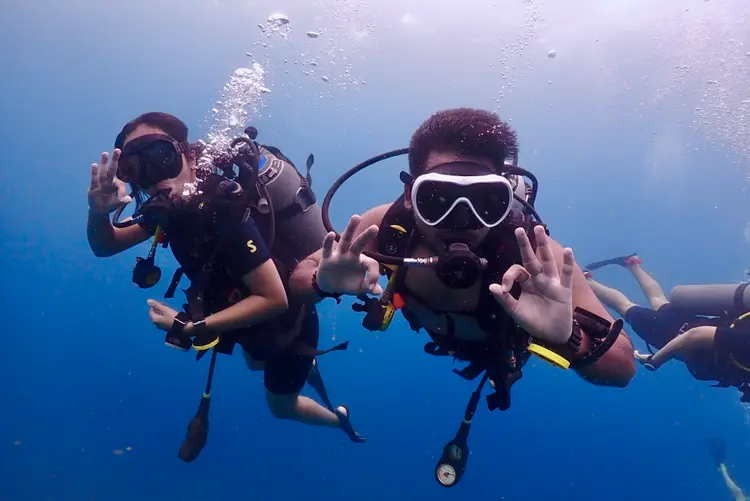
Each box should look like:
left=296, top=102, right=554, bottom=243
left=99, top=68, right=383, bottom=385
left=490, top=225, right=574, bottom=344
left=147, top=299, right=179, bottom=331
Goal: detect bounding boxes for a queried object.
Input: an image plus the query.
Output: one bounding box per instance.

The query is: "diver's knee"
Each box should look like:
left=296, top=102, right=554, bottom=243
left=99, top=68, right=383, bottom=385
left=618, top=301, right=638, bottom=317
left=242, top=349, right=265, bottom=371
left=649, top=297, right=670, bottom=310
left=265, top=391, right=297, bottom=419
left=683, top=325, right=714, bottom=338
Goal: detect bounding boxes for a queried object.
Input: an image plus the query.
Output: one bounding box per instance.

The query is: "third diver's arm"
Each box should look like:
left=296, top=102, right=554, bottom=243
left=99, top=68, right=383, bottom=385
left=549, top=238, right=636, bottom=387
left=288, top=203, right=391, bottom=305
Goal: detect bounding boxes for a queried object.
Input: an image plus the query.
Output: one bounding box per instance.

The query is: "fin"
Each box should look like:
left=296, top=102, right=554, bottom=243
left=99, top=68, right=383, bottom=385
left=178, top=396, right=211, bottom=462
left=178, top=414, right=208, bottom=462
left=307, top=359, right=334, bottom=412
left=708, top=438, right=726, bottom=467
left=584, top=253, right=639, bottom=271
left=335, top=406, right=366, bottom=444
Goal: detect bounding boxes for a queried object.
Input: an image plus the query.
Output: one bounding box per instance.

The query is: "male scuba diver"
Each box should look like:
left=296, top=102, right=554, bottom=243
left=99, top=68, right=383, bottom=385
left=584, top=255, right=750, bottom=402
left=289, top=107, right=635, bottom=487
left=708, top=438, right=746, bottom=501
left=86, top=112, right=364, bottom=462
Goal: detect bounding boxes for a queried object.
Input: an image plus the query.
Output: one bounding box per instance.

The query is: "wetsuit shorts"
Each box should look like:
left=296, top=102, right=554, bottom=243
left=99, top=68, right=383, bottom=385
left=687, top=325, right=750, bottom=384
left=236, top=305, right=320, bottom=396
left=623, top=303, right=690, bottom=349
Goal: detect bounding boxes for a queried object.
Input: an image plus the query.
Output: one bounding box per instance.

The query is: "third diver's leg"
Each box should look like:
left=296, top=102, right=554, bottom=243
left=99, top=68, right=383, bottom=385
left=635, top=325, right=717, bottom=368
left=584, top=273, right=638, bottom=317
left=626, top=259, right=669, bottom=310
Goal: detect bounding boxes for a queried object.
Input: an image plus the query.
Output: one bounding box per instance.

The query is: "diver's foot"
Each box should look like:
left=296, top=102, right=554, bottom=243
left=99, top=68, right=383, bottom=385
left=634, top=350, right=658, bottom=371
left=584, top=253, right=640, bottom=271
left=623, top=255, right=643, bottom=268
left=335, top=405, right=366, bottom=444
left=633, top=350, right=650, bottom=362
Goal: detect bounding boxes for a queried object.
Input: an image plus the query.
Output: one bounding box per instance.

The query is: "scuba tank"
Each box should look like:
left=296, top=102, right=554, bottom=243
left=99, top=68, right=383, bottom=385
left=256, top=144, right=327, bottom=268
left=508, top=173, right=529, bottom=213
left=116, top=126, right=327, bottom=290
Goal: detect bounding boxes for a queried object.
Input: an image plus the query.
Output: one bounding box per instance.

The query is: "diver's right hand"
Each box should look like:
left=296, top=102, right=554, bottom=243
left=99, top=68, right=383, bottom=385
left=315, top=215, right=383, bottom=296
left=88, top=150, right=131, bottom=215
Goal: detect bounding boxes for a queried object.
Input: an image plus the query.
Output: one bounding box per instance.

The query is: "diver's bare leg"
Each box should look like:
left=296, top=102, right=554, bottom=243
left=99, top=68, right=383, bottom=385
left=583, top=273, right=637, bottom=317
left=242, top=349, right=345, bottom=428
left=634, top=325, right=716, bottom=368
left=719, top=464, right=746, bottom=501
left=264, top=391, right=345, bottom=428
left=626, top=259, right=669, bottom=310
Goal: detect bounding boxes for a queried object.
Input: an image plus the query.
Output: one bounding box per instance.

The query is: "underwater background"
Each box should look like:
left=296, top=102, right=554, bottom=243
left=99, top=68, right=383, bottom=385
left=2, top=0, right=750, bottom=499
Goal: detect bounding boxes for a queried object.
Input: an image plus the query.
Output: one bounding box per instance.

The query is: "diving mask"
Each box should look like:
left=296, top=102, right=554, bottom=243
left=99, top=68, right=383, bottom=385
left=118, top=134, right=184, bottom=189
left=411, top=162, right=514, bottom=231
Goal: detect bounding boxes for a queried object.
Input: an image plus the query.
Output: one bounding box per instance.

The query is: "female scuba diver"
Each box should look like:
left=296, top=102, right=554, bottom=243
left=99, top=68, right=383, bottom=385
left=86, top=112, right=364, bottom=461
left=289, top=107, right=636, bottom=487
left=584, top=256, right=750, bottom=402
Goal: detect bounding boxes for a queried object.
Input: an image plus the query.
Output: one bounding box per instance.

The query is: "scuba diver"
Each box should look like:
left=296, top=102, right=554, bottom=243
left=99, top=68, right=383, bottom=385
left=584, top=255, right=750, bottom=402
left=289, top=107, right=635, bottom=487
left=86, top=112, right=364, bottom=462
left=708, top=438, right=746, bottom=501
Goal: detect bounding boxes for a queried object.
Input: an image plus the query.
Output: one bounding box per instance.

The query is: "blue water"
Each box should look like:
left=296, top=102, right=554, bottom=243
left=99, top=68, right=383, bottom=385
left=3, top=0, right=750, bottom=500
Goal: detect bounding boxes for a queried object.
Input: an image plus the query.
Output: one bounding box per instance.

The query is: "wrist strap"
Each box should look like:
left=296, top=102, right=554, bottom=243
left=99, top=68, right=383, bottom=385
left=570, top=307, right=623, bottom=370
left=312, top=270, right=342, bottom=303
left=190, top=319, right=219, bottom=352
left=172, top=311, right=190, bottom=332
left=165, top=312, right=192, bottom=351
left=527, top=320, right=582, bottom=370
left=191, top=319, right=208, bottom=338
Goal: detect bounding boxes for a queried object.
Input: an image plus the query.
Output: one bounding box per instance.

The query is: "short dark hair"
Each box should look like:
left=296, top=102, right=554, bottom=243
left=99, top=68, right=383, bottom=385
left=408, top=108, right=519, bottom=176
left=114, top=112, right=190, bottom=150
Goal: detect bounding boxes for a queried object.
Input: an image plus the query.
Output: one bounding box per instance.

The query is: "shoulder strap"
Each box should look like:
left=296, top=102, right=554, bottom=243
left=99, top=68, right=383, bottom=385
left=376, top=196, right=415, bottom=268
left=372, top=197, right=426, bottom=333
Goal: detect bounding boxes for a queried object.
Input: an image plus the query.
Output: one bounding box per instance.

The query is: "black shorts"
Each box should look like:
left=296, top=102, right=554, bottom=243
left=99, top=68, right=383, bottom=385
left=237, top=305, right=320, bottom=396
left=624, top=303, right=691, bottom=349
left=671, top=325, right=750, bottom=385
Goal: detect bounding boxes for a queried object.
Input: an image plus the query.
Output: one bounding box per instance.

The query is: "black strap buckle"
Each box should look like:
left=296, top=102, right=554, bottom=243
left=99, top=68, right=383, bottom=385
left=293, top=153, right=316, bottom=213
left=352, top=295, right=388, bottom=331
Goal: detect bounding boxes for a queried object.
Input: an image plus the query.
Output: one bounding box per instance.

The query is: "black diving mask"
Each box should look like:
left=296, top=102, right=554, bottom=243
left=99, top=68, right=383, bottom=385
left=118, top=134, right=184, bottom=189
